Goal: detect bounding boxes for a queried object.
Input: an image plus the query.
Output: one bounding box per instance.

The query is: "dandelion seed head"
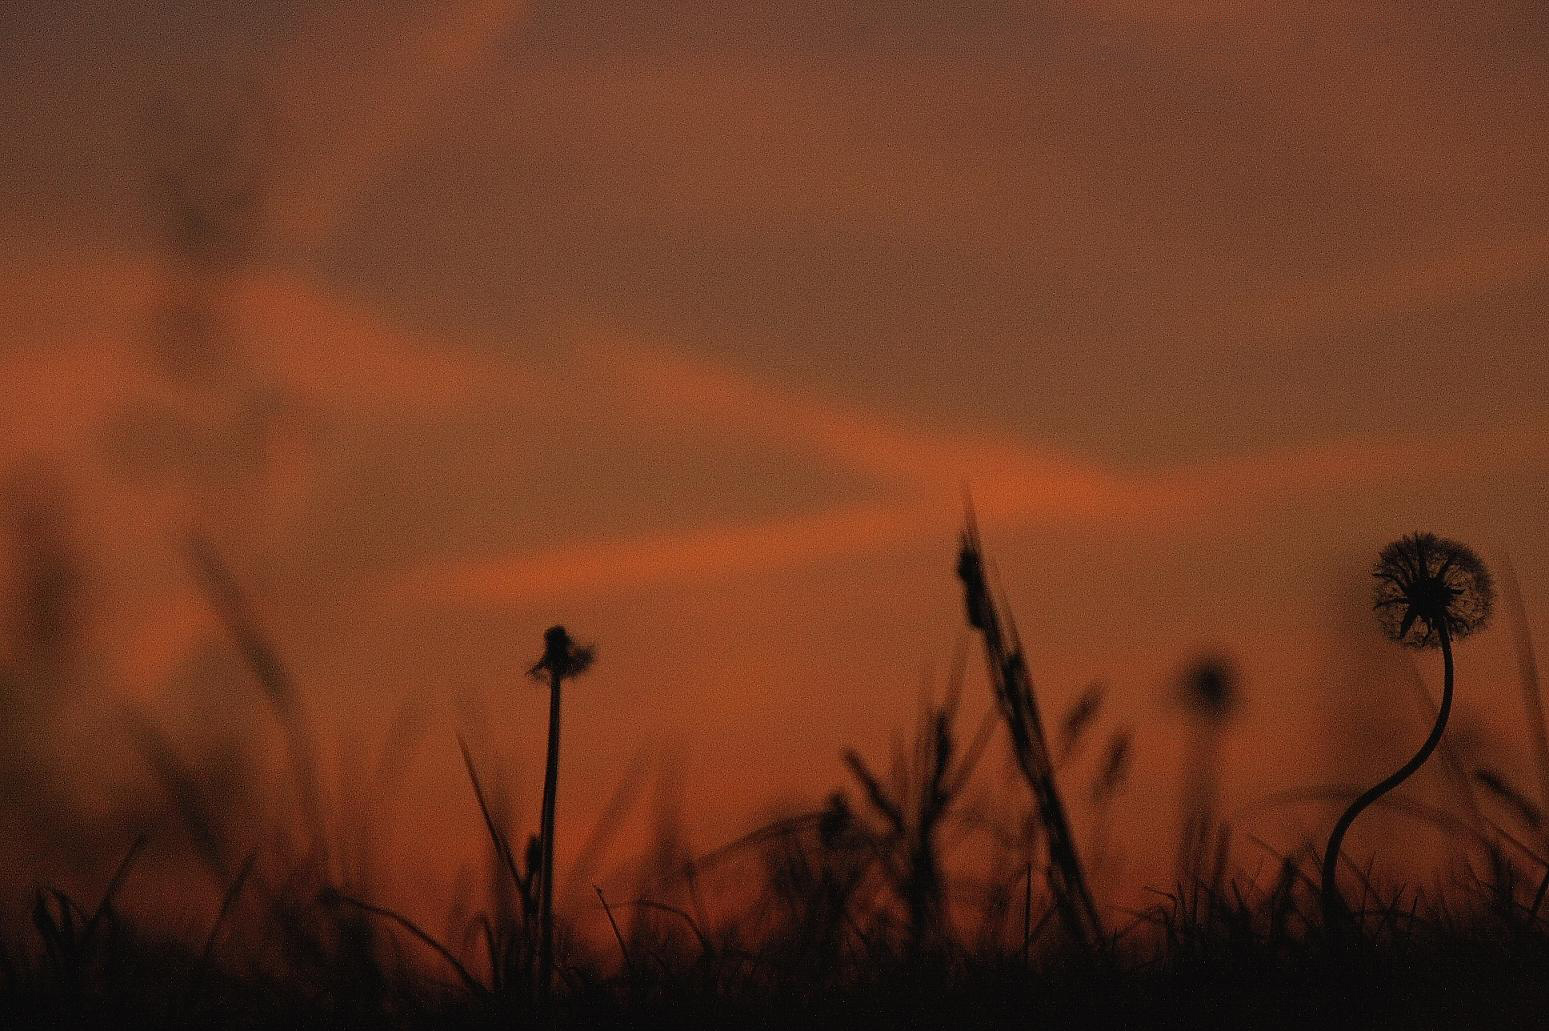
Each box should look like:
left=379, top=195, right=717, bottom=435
left=529, top=624, right=596, bottom=680
left=1180, top=656, right=1237, bottom=722
left=1372, top=533, right=1494, bottom=648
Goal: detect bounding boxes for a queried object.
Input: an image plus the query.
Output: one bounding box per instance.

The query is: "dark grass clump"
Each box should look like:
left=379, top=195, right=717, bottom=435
left=4, top=521, right=1549, bottom=1029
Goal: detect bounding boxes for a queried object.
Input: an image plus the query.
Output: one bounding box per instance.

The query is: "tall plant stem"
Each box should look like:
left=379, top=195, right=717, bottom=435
left=537, top=669, right=564, bottom=1004
left=1321, top=627, right=1453, bottom=934
left=958, top=513, right=1102, bottom=946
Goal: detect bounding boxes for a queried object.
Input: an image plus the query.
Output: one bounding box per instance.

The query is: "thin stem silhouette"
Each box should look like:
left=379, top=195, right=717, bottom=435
left=1321, top=625, right=1453, bottom=933
left=538, top=659, right=563, bottom=998
left=957, top=505, right=1102, bottom=947
left=1321, top=533, right=1494, bottom=935
left=530, top=625, right=593, bottom=1006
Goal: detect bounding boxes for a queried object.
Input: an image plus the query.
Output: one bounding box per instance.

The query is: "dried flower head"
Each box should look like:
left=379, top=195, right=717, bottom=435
left=1372, top=533, right=1494, bottom=648
left=1180, top=656, right=1238, bottom=722
left=529, top=625, right=595, bottom=680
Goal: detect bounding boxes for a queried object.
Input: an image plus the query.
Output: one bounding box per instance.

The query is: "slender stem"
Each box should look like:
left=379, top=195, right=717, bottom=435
left=538, top=670, right=564, bottom=1003
left=1176, top=727, right=1220, bottom=889
left=1503, top=561, right=1549, bottom=853
left=595, top=886, right=634, bottom=981
left=1321, top=627, right=1454, bottom=935
left=1021, top=860, right=1032, bottom=965
left=960, top=523, right=1099, bottom=945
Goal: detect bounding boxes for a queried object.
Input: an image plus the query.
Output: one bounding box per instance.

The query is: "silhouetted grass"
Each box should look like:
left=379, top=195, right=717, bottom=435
left=3, top=521, right=1549, bottom=1029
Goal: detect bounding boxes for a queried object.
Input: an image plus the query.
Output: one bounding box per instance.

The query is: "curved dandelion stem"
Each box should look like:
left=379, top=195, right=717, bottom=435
left=1320, top=625, right=1454, bottom=934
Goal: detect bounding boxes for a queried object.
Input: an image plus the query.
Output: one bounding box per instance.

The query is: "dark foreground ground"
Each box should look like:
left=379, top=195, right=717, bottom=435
left=5, top=921, right=1547, bottom=1031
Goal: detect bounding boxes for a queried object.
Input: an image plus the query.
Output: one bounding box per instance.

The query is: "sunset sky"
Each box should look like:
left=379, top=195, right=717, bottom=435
left=3, top=1, right=1548, bottom=921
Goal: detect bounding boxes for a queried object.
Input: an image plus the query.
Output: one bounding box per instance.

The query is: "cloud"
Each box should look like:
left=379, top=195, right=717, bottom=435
left=1246, top=230, right=1549, bottom=340
left=590, top=340, right=1132, bottom=503
left=1079, top=0, right=1268, bottom=22
left=234, top=270, right=534, bottom=413
left=10, top=231, right=1546, bottom=625
left=1, top=252, right=531, bottom=433
left=400, top=338, right=1549, bottom=605
left=1, top=250, right=543, bottom=688
left=399, top=500, right=920, bottom=603
left=264, top=0, right=532, bottom=251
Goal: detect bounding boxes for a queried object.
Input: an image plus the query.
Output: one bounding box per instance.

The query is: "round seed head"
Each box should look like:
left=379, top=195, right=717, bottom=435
left=1372, top=533, right=1494, bottom=648
left=1180, top=655, right=1238, bottom=722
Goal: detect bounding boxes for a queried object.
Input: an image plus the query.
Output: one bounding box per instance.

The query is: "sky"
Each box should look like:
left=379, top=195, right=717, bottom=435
left=2, top=0, right=1548, bottom=927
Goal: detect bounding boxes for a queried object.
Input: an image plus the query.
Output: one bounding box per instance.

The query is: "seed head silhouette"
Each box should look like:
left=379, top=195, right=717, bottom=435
left=529, top=625, right=595, bottom=681
left=1181, top=656, right=1237, bottom=723
left=529, top=623, right=594, bottom=1006
left=1321, top=533, right=1494, bottom=937
left=1175, top=655, right=1236, bottom=884
left=1372, top=533, right=1494, bottom=648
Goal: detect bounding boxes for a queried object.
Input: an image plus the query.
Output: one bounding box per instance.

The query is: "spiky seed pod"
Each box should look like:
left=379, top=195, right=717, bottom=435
left=1372, top=533, right=1494, bottom=648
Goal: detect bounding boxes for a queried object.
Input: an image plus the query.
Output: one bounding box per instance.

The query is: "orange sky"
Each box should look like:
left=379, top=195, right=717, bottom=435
left=2, top=0, right=1549, bottom=933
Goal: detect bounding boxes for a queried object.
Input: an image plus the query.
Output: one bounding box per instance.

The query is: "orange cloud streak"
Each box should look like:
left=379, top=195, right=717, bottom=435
left=403, top=340, right=1549, bottom=605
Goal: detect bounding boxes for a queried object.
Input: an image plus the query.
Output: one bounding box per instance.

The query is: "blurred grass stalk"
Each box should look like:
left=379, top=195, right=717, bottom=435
left=1502, top=558, right=1549, bottom=854
left=187, top=535, right=329, bottom=870
left=956, top=506, right=1103, bottom=948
